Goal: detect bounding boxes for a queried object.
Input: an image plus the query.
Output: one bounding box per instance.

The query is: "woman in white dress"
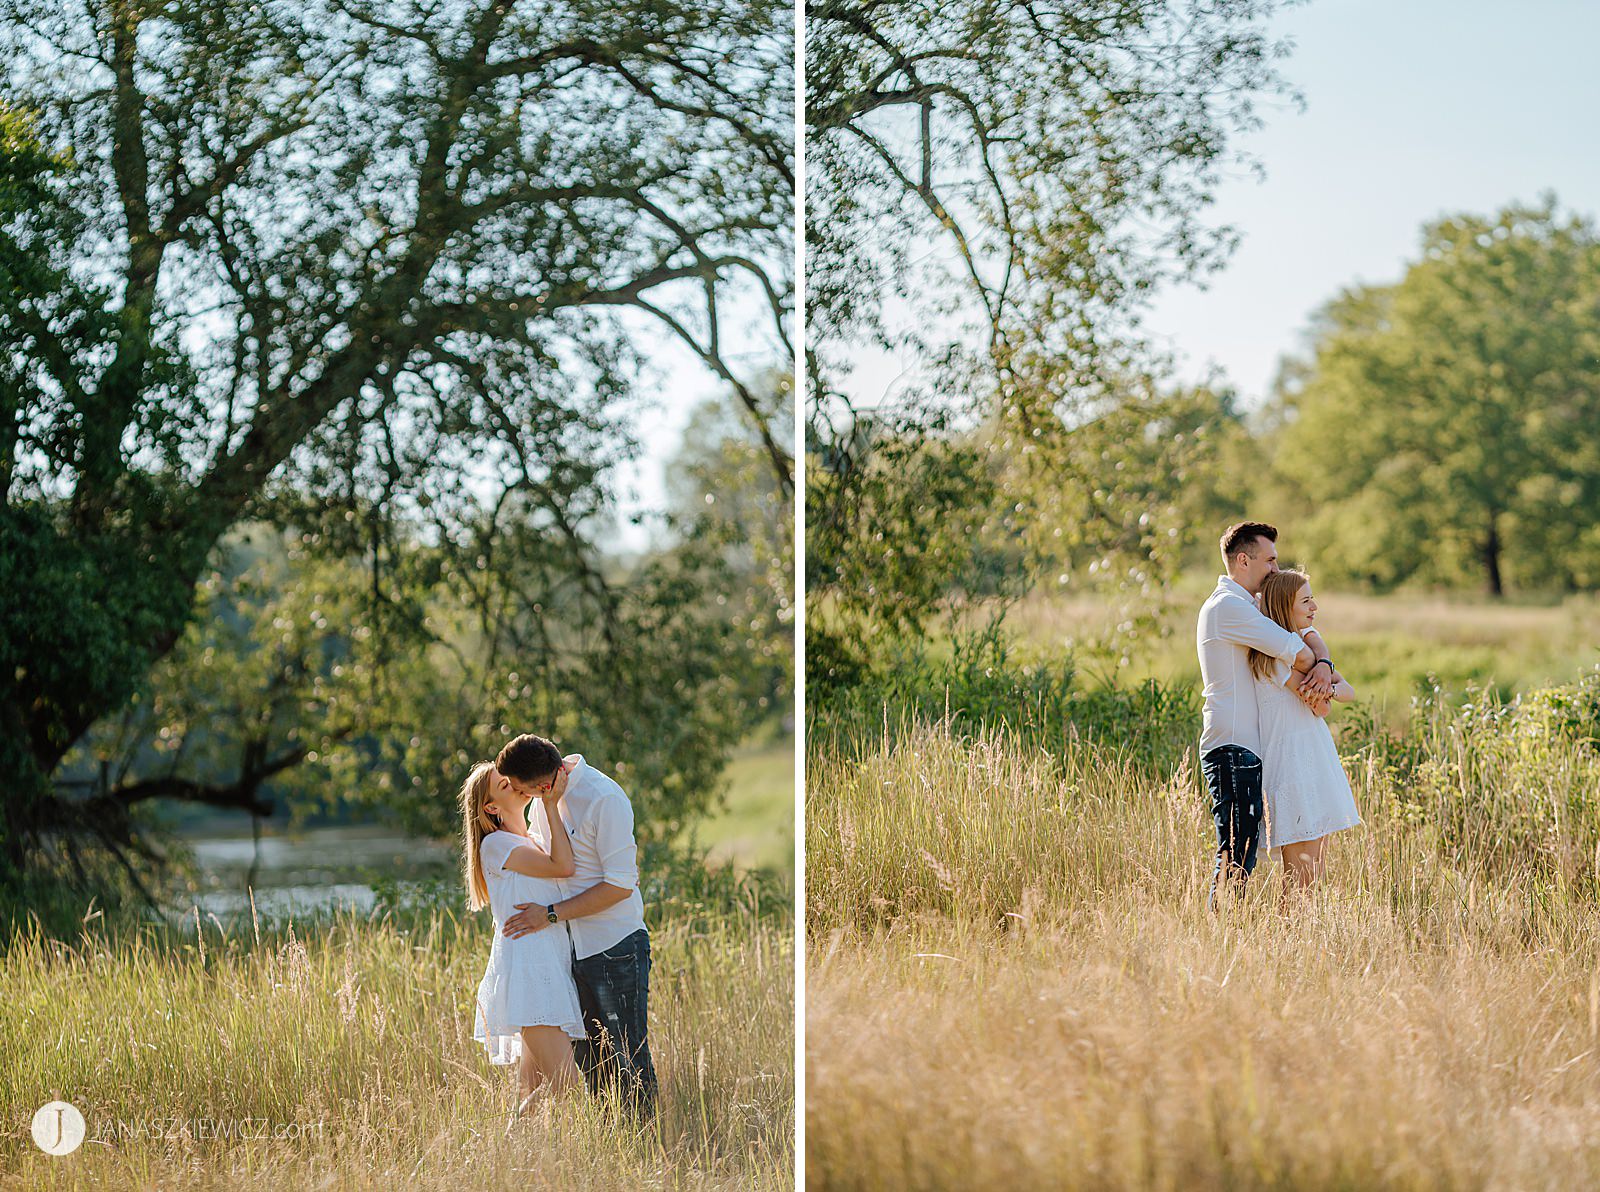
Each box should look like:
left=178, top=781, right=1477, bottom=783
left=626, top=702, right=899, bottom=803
left=460, top=761, right=587, bottom=1111
left=1248, top=569, right=1362, bottom=899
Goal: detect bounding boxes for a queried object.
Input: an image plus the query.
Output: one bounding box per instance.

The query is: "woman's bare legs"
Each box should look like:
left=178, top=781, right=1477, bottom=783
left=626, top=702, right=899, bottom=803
left=516, top=1046, right=545, bottom=1108
left=515, top=1026, right=581, bottom=1114
left=1279, top=836, right=1328, bottom=912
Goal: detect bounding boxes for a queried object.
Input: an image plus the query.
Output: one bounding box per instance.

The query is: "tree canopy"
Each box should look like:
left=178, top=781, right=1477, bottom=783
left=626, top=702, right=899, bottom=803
left=0, top=0, right=792, bottom=906
left=1266, top=198, right=1600, bottom=596
left=806, top=0, right=1296, bottom=413
left=804, top=0, right=1297, bottom=684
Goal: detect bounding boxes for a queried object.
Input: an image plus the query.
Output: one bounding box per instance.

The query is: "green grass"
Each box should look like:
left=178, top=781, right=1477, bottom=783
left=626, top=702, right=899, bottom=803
left=682, top=733, right=795, bottom=872
left=3, top=896, right=793, bottom=1189
left=999, top=576, right=1600, bottom=722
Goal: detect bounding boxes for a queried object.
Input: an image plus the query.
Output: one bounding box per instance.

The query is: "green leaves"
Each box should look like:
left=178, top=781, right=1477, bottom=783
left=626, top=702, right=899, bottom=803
left=0, top=0, right=793, bottom=907
left=806, top=0, right=1296, bottom=406
left=804, top=0, right=1297, bottom=699
left=1266, top=198, right=1600, bottom=595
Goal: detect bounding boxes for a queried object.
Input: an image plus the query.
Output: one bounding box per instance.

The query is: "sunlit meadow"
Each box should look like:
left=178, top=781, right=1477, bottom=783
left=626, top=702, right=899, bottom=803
left=1003, top=584, right=1600, bottom=719
left=806, top=640, right=1600, bottom=1188
left=2, top=888, right=792, bottom=1190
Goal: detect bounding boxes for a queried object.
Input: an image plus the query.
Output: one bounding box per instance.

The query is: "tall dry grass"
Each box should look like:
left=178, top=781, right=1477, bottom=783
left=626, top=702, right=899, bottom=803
left=806, top=702, right=1600, bottom=1189
left=2, top=899, right=792, bottom=1190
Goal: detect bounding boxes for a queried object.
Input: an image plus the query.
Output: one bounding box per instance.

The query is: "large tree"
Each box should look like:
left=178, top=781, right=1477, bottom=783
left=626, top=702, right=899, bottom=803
left=65, top=510, right=767, bottom=879
left=0, top=0, right=791, bottom=887
left=1266, top=199, right=1600, bottom=596
left=806, top=0, right=1295, bottom=411
left=804, top=0, right=1297, bottom=676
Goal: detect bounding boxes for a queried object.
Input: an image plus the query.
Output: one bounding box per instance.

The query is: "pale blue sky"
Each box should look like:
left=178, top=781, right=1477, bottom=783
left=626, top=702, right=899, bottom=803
left=835, top=0, right=1600, bottom=416
left=608, top=293, right=785, bottom=552
left=1144, top=0, right=1600, bottom=403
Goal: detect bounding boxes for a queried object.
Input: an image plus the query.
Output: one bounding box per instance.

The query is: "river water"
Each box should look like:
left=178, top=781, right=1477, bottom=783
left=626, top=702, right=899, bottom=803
left=168, top=825, right=457, bottom=921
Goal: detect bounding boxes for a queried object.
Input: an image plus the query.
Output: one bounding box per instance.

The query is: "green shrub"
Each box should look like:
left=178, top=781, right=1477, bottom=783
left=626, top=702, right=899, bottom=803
left=809, top=619, right=1197, bottom=768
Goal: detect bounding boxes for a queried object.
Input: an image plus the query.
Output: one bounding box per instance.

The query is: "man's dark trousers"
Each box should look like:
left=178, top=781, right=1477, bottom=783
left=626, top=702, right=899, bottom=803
left=571, top=928, right=658, bottom=1113
left=1202, top=744, right=1264, bottom=907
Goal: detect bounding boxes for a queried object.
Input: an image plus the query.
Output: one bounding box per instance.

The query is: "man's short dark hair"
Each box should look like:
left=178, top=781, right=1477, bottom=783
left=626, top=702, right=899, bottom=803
left=495, top=734, right=563, bottom=783
left=1220, top=521, right=1278, bottom=563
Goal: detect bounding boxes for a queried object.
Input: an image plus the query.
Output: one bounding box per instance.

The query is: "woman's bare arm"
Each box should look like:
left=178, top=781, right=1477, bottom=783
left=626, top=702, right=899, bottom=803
left=537, top=793, right=575, bottom=876
left=501, top=801, right=576, bottom=880
left=501, top=840, right=575, bottom=880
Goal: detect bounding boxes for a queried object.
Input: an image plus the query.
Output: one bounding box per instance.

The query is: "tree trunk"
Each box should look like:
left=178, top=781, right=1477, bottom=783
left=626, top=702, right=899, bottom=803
left=0, top=698, right=53, bottom=880
left=0, top=509, right=219, bottom=870
left=1484, top=515, right=1504, bottom=597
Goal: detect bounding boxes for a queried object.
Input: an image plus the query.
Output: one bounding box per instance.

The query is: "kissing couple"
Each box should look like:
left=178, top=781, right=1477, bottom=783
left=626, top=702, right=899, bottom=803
left=1198, top=521, right=1364, bottom=909
left=459, top=733, right=657, bottom=1116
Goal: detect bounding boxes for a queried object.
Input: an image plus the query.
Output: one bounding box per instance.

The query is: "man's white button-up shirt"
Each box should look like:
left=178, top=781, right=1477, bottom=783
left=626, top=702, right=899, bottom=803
left=531, top=754, right=647, bottom=959
left=1196, top=575, right=1306, bottom=756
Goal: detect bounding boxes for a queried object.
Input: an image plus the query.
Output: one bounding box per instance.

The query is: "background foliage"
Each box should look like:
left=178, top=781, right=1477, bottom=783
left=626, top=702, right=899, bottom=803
left=0, top=0, right=793, bottom=924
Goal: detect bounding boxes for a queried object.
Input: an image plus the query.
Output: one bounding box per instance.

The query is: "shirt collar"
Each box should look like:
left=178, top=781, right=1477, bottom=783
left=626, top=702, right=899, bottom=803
left=559, top=754, right=590, bottom=804
left=1217, top=574, right=1254, bottom=600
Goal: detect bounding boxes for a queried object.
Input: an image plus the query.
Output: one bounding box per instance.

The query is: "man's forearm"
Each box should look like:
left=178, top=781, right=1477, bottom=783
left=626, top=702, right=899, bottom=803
left=1293, top=630, right=1339, bottom=702
left=553, top=881, right=633, bottom=922
left=1291, top=632, right=1331, bottom=673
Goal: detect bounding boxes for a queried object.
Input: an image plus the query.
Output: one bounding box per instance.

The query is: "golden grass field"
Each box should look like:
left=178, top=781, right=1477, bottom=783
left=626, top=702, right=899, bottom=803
left=806, top=655, right=1600, bottom=1188
left=2, top=894, right=792, bottom=1190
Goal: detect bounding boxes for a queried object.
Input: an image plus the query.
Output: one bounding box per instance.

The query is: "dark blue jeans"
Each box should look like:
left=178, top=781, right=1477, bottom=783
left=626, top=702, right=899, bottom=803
left=571, top=928, right=658, bottom=1113
left=1202, top=744, right=1264, bottom=906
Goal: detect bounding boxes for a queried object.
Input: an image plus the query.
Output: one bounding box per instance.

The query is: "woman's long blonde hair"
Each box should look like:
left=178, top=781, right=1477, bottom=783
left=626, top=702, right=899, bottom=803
left=1248, top=569, right=1310, bottom=682
left=460, top=761, right=503, bottom=912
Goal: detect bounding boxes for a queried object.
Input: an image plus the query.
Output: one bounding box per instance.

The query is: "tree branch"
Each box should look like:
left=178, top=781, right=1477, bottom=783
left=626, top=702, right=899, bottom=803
left=98, top=745, right=306, bottom=815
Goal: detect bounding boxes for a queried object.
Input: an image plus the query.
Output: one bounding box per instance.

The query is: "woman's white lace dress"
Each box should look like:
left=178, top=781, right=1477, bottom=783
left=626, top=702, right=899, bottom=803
left=1255, top=631, right=1362, bottom=851
left=472, top=830, right=586, bottom=1065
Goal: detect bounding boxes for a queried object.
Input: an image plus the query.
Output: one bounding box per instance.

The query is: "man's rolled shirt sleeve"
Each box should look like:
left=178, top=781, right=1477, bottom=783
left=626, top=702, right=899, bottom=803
left=592, top=794, right=640, bottom=889
left=1214, top=597, right=1304, bottom=665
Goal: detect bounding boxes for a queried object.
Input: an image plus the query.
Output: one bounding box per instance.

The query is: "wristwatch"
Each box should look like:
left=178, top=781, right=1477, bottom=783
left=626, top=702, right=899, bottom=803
left=545, top=902, right=560, bottom=925
left=1311, top=657, right=1334, bottom=672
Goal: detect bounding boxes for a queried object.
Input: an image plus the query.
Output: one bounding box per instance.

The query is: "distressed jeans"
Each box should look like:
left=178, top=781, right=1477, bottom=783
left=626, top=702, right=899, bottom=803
left=571, top=928, right=658, bottom=1113
left=1201, top=744, right=1264, bottom=907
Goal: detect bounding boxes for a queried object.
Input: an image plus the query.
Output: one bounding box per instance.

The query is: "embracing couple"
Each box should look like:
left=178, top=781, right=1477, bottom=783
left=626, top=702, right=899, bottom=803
left=460, top=734, right=657, bottom=1116
left=1198, top=522, right=1363, bottom=908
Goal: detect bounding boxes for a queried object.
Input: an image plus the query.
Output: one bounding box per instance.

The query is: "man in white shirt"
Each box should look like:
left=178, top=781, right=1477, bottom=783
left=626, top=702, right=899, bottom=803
left=1198, top=522, right=1335, bottom=906
left=495, top=734, right=656, bottom=1112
